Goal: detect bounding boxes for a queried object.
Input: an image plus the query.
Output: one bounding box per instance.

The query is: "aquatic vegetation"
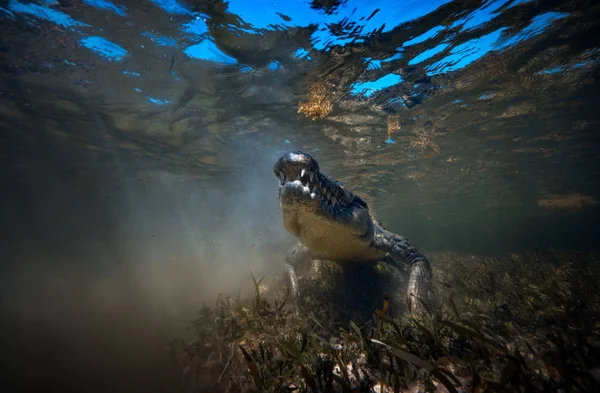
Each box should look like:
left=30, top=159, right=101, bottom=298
left=297, top=82, right=334, bottom=120
left=387, top=115, right=401, bottom=138
left=171, top=251, right=600, bottom=392
left=409, top=126, right=440, bottom=155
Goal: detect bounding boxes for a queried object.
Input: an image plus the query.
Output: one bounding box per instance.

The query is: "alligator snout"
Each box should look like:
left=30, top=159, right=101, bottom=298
left=274, top=151, right=367, bottom=210
left=274, top=151, right=320, bottom=182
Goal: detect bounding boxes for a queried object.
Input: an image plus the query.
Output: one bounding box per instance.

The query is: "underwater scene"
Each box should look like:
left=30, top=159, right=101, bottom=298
left=1, top=0, right=599, bottom=392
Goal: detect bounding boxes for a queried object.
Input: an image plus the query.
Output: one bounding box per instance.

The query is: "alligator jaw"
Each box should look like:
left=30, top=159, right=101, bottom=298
left=274, top=151, right=373, bottom=260
left=274, top=152, right=363, bottom=210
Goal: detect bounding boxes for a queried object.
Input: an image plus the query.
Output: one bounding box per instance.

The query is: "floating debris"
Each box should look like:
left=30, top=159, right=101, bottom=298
left=538, top=193, right=597, bottom=212
left=409, top=126, right=440, bottom=154
left=298, top=82, right=333, bottom=120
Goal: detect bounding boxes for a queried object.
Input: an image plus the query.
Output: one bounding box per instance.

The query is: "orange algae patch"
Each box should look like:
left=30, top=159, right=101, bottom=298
left=297, top=82, right=333, bottom=120
left=387, top=114, right=401, bottom=138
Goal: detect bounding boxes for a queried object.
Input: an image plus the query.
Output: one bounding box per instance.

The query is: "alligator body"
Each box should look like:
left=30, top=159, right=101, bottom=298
left=274, top=151, right=432, bottom=316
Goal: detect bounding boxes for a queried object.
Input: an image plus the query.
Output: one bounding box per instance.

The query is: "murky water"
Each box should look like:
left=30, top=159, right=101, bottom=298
left=1, top=1, right=599, bottom=392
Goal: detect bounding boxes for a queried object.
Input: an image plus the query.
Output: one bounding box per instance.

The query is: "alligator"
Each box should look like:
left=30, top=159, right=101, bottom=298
left=274, top=151, right=433, bottom=316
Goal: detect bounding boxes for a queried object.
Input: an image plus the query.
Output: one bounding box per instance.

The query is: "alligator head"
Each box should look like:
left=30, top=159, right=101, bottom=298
left=274, top=151, right=377, bottom=261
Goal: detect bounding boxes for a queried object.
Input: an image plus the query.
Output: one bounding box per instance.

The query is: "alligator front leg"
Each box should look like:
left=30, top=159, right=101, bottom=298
left=284, top=242, right=313, bottom=299
left=406, top=258, right=432, bottom=315
left=373, top=227, right=433, bottom=316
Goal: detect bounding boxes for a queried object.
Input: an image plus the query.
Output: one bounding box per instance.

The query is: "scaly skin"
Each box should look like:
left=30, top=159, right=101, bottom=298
left=274, top=151, right=432, bottom=316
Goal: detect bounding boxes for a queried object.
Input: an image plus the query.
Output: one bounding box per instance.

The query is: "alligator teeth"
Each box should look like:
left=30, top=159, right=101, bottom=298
left=326, top=190, right=331, bottom=200
left=304, top=182, right=309, bottom=189
left=309, top=172, right=314, bottom=181
left=312, top=185, right=318, bottom=193
left=279, top=173, right=285, bottom=181
left=310, top=192, right=316, bottom=199
left=331, top=196, right=337, bottom=206
left=301, top=169, right=306, bottom=178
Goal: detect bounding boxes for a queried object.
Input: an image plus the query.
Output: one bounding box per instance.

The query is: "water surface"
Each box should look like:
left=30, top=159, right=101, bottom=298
left=1, top=0, right=599, bottom=392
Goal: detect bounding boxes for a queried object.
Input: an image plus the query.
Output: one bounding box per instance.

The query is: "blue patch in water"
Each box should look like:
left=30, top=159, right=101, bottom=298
left=426, top=28, right=506, bottom=75
left=149, top=0, right=191, bottom=15
left=425, top=11, right=568, bottom=76
left=505, top=0, right=533, bottom=9
left=146, top=97, right=171, bottom=105
left=364, top=53, right=403, bottom=69
left=225, top=0, right=316, bottom=30
left=182, top=16, right=209, bottom=36
left=170, top=71, right=180, bottom=80
left=183, top=40, right=238, bottom=65
left=537, top=67, right=563, bottom=75
left=133, top=88, right=142, bottom=92
left=479, top=94, right=492, bottom=99
left=82, top=0, right=126, bottom=17
left=403, top=25, right=445, bottom=46
left=498, top=11, right=569, bottom=46
left=351, top=73, right=403, bottom=97
left=366, top=59, right=382, bottom=70
left=385, top=97, right=407, bottom=107
left=80, top=36, right=128, bottom=61
left=0, top=6, right=15, bottom=18
left=569, top=59, right=599, bottom=69
left=225, top=0, right=452, bottom=49
left=141, top=31, right=178, bottom=47
left=361, top=0, right=456, bottom=34
left=268, top=61, right=281, bottom=71
left=123, top=70, right=141, bottom=76
left=64, top=59, right=76, bottom=66
left=384, top=138, right=396, bottom=144
left=454, top=0, right=511, bottom=31
left=229, top=26, right=262, bottom=36
left=294, top=48, right=312, bottom=60
left=238, top=65, right=253, bottom=73
left=453, top=99, right=462, bottom=103
left=228, top=0, right=452, bottom=33
left=310, top=29, right=364, bottom=51
left=383, top=52, right=404, bottom=62
left=408, top=43, right=450, bottom=65
left=7, top=0, right=91, bottom=28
